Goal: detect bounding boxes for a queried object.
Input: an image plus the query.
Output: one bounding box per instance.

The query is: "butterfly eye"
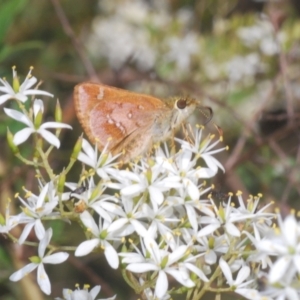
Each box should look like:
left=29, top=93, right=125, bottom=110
left=176, top=99, right=187, bottom=109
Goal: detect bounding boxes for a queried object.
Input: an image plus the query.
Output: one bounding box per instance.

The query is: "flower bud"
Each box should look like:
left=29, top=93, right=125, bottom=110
left=34, top=110, right=43, bottom=129
left=71, top=135, right=83, bottom=160
left=7, top=128, right=19, bottom=154
left=12, top=66, right=20, bottom=93
left=58, top=171, right=66, bottom=194
left=55, top=100, right=62, bottom=123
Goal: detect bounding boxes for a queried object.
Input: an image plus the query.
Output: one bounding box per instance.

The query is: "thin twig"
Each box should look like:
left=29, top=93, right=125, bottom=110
left=50, top=0, right=99, bottom=82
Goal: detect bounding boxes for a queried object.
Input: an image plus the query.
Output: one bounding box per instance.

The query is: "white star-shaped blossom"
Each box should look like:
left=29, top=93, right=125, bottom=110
left=139, top=278, right=171, bottom=300
left=166, top=181, right=214, bottom=232
left=0, top=66, right=53, bottom=105
left=257, top=214, right=300, bottom=284
left=75, top=211, right=120, bottom=269
left=66, top=177, right=119, bottom=222
left=77, top=138, right=120, bottom=180
left=17, top=181, right=67, bottom=244
left=175, top=126, right=226, bottom=178
left=142, top=202, right=179, bottom=240
left=107, top=195, right=148, bottom=237
left=0, top=202, right=22, bottom=233
left=195, top=234, right=229, bottom=265
left=219, top=257, right=253, bottom=291
left=55, top=285, right=116, bottom=300
left=10, top=228, right=69, bottom=295
left=198, top=196, right=256, bottom=238
left=233, top=193, right=275, bottom=230
left=155, top=149, right=204, bottom=202
left=4, top=99, right=72, bottom=148
left=108, top=162, right=181, bottom=211
left=125, top=237, right=203, bottom=298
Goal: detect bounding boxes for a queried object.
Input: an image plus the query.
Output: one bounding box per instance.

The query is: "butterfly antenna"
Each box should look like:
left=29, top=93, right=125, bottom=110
left=199, top=106, right=213, bottom=125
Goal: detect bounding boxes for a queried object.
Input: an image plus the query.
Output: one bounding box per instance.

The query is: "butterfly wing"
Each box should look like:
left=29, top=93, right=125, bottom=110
left=74, top=83, right=167, bottom=151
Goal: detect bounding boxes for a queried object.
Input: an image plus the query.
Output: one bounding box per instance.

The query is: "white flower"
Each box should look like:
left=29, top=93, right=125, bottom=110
left=0, top=66, right=53, bottom=105
left=126, top=237, right=196, bottom=298
left=175, top=127, right=226, bottom=178
left=10, top=228, right=69, bottom=295
left=198, top=197, right=242, bottom=238
left=55, top=285, right=116, bottom=300
left=66, top=177, right=119, bottom=222
left=108, top=162, right=179, bottom=211
left=257, top=214, right=300, bottom=284
left=107, top=194, right=148, bottom=237
left=219, top=257, right=253, bottom=290
left=17, top=182, right=59, bottom=244
left=0, top=202, right=22, bottom=233
left=142, top=202, right=179, bottom=240
left=139, top=278, right=171, bottom=300
left=195, top=234, right=229, bottom=265
left=4, top=99, right=72, bottom=148
left=75, top=211, right=120, bottom=269
left=77, top=138, right=120, bottom=180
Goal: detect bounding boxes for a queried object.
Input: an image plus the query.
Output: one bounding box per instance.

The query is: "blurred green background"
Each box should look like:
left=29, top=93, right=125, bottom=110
left=1, top=0, right=300, bottom=299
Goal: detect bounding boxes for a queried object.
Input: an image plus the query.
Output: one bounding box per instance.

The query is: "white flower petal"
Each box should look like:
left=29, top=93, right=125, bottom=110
left=89, top=285, right=101, bottom=298
left=205, top=250, right=217, bottom=265
left=168, top=245, right=187, bottom=265
left=0, top=94, right=12, bottom=105
left=24, top=89, right=53, bottom=98
left=104, top=241, right=119, bottom=269
left=9, top=263, right=37, bottom=281
left=155, top=271, right=168, bottom=298
left=126, top=263, right=159, bottom=273
left=37, top=263, right=51, bottom=295
left=225, top=222, right=241, bottom=237
left=166, top=268, right=195, bottom=287
left=34, top=219, right=46, bottom=241
left=184, top=179, right=199, bottom=201
left=36, top=183, right=49, bottom=208
left=41, top=122, right=72, bottom=130
left=219, top=257, right=233, bottom=285
left=13, top=128, right=34, bottom=145
left=38, top=228, right=52, bottom=257
left=80, top=211, right=100, bottom=236
left=188, top=263, right=208, bottom=281
left=186, top=205, right=198, bottom=231
left=195, top=167, right=217, bottom=179
left=130, top=219, right=147, bottom=237
left=21, top=76, right=37, bottom=90
left=38, top=129, right=60, bottom=148
left=4, top=108, right=32, bottom=126
left=197, top=223, right=220, bottom=237
left=81, top=139, right=97, bottom=160
left=148, top=186, right=164, bottom=205
left=108, top=218, right=128, bottom=233
left=121, top=184, right=144, bottom=197
left=19, top=222, right=35, bottom=244
left=269, top=256, right=291, bottom=283
left=43, top=252, right=69, bottom=264
left=235, top=266, right=250, bottom=285
left=283, top=215, right=297, bottom=246
left=75, top=239, right=100, bottom=256
left=33, top=99, right=44, bottom=117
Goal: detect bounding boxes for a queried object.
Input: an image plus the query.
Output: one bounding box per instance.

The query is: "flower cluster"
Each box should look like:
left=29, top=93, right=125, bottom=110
left=1, top=67, right=299, bottom=300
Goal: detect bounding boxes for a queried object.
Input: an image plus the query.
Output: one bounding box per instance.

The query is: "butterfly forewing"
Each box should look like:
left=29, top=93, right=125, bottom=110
left=74, top=83, right=167, bottom=150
